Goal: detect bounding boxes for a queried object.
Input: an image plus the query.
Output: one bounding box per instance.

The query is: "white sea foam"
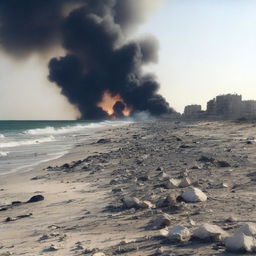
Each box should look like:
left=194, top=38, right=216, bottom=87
left=0, top=134, right=5, bottom=139
left=0, top=136, right=55, bottom=149
left=24, top=124, right=93, bottom=135
left=0, top=151, right=9, bottom=157
left=23, top=122, right=115, bottom=136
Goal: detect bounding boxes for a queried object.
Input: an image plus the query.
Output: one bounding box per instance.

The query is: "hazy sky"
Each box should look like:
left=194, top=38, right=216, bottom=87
left=1, top=0, right=256, bottom=119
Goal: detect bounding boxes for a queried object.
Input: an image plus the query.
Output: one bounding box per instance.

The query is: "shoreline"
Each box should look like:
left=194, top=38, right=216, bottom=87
left=1, top=119, right=256, bottom=255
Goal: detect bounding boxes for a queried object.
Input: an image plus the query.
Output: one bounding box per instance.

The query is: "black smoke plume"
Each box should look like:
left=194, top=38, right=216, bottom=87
left=0, top=0, right=173, bottom=120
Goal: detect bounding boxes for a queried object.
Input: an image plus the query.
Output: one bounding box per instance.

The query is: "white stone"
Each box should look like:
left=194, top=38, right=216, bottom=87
left=167, top=225, right=191, bottom=242
left=181, top=187, right=207, bottom=202
left=193, top=223, right=229, bottom=241
left=225, top=232, right=256, bottom=252
left=165, top=178, right=181, bottom=189
left=235, top=223, right=256, bottom=237
left=93, top=253, right=106, bottom=256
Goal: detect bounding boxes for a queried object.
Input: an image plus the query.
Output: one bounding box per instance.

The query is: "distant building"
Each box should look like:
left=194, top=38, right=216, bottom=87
left=183, top=94, right=256, bottom=120
left=184, top=105, right=202, bottom=118
left=242, top=100, right=256, bottom=119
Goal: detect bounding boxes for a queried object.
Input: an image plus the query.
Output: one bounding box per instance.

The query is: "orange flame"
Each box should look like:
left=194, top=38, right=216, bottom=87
left=97, top=91, right=132, bottom=117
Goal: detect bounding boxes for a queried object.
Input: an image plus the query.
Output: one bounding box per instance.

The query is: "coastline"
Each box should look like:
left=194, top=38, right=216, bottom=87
left=1, top=119, right=256, bottom=255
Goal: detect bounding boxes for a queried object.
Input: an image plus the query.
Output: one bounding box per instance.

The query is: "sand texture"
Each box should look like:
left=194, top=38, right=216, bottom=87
left=1, top=119, right=256, bottom=255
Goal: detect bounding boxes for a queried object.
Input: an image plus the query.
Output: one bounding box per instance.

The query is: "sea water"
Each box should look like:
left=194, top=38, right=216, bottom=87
left=0, top=120, right=128, bottom=175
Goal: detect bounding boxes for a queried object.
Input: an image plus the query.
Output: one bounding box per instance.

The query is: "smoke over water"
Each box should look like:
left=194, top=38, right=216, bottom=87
left=0, top=0, right=173, bottom=120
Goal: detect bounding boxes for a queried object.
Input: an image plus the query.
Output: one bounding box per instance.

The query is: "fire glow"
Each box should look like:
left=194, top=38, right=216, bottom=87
left=97, top=91, right=132, bottom=118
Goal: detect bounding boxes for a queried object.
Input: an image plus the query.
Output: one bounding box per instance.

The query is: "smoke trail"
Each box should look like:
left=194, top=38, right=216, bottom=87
left=0, top=0, right=173, bottom=119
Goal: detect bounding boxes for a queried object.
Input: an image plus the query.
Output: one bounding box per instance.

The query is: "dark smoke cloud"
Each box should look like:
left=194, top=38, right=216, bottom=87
left=0, top=0, right=173, bottom=120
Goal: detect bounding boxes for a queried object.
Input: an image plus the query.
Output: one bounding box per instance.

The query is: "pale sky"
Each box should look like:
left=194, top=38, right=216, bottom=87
left=1, top=0, right=256, bottom=119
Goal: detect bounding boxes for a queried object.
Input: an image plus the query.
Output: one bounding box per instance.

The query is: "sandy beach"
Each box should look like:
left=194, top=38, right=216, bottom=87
left=1, top=119, right=256, bottom=255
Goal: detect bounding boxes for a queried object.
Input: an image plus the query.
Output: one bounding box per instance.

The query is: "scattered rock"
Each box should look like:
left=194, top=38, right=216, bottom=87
left=235, top=223, right=256, bottom=236
left=198, top=155, right=215, bottom=163
left=181, top=187, right=207, bottom=203
left=97, top=139, right=111, bottom=144
left=122, top=197, right=141, bottom=209
left=193, top=223, right=229, bottom=241
left=150, top=213, right=172, bottom=229
left=43, top=244, right=58, bottom=252
left=27, top=195, right=44, bottom=203
left=179, top=177, right=192, bottom=188
left=225, top=232, right=256, bottom=252
left=140, top=200, right=155, bottom=209
left=164, top=178, right=181, bottom=189
left=164, top=225, right=191, bottom=242
left=216, top=160, right=231, bottom=168
left=92, top=252, right=105, bottom=256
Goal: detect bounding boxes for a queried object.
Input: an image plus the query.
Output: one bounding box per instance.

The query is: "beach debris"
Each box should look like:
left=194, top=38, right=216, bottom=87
left=150, top=213, right=172, bottom=230
left=97, top=138, right=111, bottom=144
left=122, top=197, right=154, bottom=209
left=235, top=223, right=256, bottom=236
left=122, top=197, right=141, bottom=209
left=216, top=160, right=231, bottom=168
left=181, top=187, right=207, bottom=202
left=159, top=194, right=178, bottom=208
left=43, top=244, right=58, bottom=252
left=92, top=252, right=106, bottom=256
left=225, top=215, right=238, bottom=223
left=193, top=223, right=229, bottom=241
left=179, top=177, right=192, bottom=188
left=27, top=195, right=44, bottom=203
left=156, top=171, right=170, bottom=181
left=198, top=155, right=215, bottom=163
left=140, top=200, right=155, bottom=209
left=164, top=178, right=181, bottom=189
left=5, top=213, right=32, bottom=222
left=225, top=232, right=256, bottom=252
left=162, top=225, right=191, bottom=242
left=156, top=167, right=163, bottom=172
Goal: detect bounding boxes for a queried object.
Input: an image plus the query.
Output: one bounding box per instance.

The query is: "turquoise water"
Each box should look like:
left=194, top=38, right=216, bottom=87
left=0, top=120, right=128, bottom=174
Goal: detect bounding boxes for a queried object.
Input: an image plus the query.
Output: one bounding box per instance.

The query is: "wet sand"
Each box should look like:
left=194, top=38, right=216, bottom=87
left=0, top=119, right=256, bottom=255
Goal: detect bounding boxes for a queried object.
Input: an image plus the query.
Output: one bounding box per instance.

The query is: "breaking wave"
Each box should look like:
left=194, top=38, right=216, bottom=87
left=0, top=134, right=5, bottom=139
left=0, top=151, right=9, bottom=157
left=0, top=136, right=55, bottom=149
left=23, top=124, right=101, bottom=136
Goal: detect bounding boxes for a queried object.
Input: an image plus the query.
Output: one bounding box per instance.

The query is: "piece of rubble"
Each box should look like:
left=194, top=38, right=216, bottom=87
left=193, top=223, right=229, bottom=241
left=150, top=213, right=172, bottom=229
left=179, top=177, right=192, bottom=188
left=27, top=195, right=44, bottom=203
left=225, top=232, right=256, bottom=252
left=157, top=171, right=170, bottom=181
left=164, top=178, right=181, bottom=189
left=140, top=200, right=155, bottom=209
left=122, top=197, right=141, bottom=209
left=181, top=187, right=207, bottom=203
left=92, top=253, right=106, bottom=256
left=235, top=223, right=256, bottom=236
left=160, top=194, right=178, bottom=208
left=165, top=225, right=191, bottom=242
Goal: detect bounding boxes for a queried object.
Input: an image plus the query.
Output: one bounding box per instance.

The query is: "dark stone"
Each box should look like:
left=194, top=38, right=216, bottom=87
left=62, top=163, right=70, bottom=169
left=5, top=217, right=12, bottom=222
left=216, top=161, right=231, bottom=168
left=97, top=138, right=111, bottom=144
left=12, top=201, right=22, bottom=205
left=198, top=155, right=215, bottom=163
left=27, top=195, right=44, bottom=203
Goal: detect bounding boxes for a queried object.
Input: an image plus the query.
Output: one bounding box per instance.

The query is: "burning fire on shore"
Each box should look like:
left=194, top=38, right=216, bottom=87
left=97, top=91, right=132, bottom=118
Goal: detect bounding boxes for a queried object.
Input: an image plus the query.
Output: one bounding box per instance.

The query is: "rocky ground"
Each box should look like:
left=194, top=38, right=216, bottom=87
left=1, top=119, right=256, bottom=255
